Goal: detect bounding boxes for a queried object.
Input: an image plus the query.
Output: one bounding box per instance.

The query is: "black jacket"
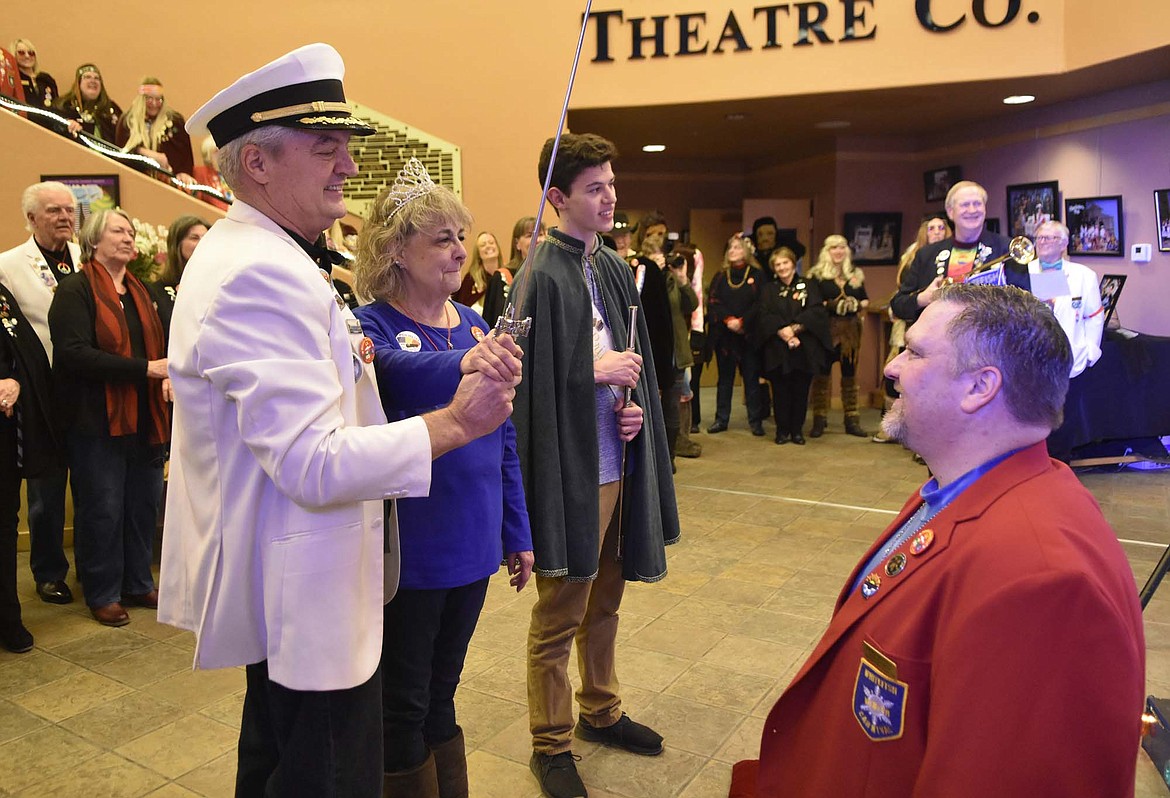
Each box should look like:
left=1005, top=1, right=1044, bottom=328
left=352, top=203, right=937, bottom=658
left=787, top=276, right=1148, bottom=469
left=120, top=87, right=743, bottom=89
left=0, top=283, right=63, bottom=476
left=890, top=232, right=1028, bottom=323
left=46, top=271, right=166, bottom=437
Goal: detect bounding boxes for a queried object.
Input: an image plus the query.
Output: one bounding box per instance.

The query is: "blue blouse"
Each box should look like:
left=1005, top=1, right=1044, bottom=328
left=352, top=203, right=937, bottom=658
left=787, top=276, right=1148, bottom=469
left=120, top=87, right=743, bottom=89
left=353, top=300, right=532, bottom=590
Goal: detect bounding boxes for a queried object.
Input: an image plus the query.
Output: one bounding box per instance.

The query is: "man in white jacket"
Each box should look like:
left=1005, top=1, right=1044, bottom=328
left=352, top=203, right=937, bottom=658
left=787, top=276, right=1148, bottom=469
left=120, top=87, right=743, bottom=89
left=1029, top=220, right=1105, bottom=378
left=159, top=43, right=521, bottom=797
left=0, top=181, right=82, bottom=605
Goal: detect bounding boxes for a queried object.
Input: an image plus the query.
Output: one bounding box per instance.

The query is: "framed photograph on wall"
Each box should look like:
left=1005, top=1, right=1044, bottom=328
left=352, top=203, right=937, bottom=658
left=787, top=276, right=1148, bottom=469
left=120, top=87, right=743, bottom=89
left=1064, top=196, right=1124, bottom=257
left=1005, top=181, right=1060, bottom=238
left=843, top=212, right=902, bottom=265
left=41, top=174, right=120, bottom=233
left=924, top=166, right=962, bottom=203
left=1156, top=189, right=1170, bottom=253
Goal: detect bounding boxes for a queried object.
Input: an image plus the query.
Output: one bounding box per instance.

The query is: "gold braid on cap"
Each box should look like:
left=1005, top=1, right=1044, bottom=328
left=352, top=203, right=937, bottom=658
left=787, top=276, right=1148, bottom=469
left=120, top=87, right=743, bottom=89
left=384, top=157, right=437, bottom=221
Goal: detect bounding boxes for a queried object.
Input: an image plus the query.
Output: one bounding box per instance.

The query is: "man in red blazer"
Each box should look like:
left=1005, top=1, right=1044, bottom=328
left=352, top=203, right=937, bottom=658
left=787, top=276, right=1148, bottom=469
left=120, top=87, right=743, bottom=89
left=732, top=283, right=1145, bottom=798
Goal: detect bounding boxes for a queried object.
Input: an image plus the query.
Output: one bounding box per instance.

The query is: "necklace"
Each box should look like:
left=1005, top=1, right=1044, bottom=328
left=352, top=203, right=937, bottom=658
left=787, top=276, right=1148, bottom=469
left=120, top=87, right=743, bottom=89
left=402, top=300, right=454, bottom=350
left=725, top=264, right=749, bottom=289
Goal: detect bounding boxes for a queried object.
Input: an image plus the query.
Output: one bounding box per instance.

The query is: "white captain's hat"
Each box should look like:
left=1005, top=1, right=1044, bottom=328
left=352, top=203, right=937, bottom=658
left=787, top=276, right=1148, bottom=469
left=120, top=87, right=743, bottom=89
left=187, top=42, right=375, bottom=146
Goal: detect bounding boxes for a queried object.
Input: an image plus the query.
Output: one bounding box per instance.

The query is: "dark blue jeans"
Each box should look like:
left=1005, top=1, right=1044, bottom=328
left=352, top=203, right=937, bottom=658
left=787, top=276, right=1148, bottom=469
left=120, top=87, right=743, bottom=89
left=381, top=578, right=490, bottom=772
left=714, top=344, right=765, bottom=427
left=26, top=467, right=71, bottom=583
left=67, top=434, right=162, bottom=608
left=237, top=660, right=383, bottom=798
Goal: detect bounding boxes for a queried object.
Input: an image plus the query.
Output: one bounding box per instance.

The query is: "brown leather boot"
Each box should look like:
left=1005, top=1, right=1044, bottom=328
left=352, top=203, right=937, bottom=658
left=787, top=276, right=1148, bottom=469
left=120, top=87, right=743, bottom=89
left=431, top=727, right=468, bottom=798
left=675, top=398, right=702, bottom=458
left=383, top=752, right=439, bottom=798
left=842, top=378, right=866, bottom=437
left=810, top=375, right=830, bottom=437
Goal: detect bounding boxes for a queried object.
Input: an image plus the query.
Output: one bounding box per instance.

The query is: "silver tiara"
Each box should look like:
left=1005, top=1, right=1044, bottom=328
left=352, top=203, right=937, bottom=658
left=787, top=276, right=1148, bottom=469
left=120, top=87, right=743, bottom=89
left=384, top=157, right=437, bottom=220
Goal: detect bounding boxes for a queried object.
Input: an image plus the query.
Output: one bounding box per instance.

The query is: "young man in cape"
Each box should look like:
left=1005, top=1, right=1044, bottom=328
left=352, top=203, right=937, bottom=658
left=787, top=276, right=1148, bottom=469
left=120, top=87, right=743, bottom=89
left=512, top=133, right=680, bottom=798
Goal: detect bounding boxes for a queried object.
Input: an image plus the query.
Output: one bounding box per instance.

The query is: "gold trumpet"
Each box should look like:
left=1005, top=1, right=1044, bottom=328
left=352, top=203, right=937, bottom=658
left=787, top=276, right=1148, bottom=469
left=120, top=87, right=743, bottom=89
left=941, top=236, right=1037, bottom=284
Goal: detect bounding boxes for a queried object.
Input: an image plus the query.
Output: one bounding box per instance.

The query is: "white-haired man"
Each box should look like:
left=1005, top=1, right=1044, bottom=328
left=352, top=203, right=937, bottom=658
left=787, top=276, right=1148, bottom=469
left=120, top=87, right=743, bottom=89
left=158, top=43, right=521, bottom=797
left=1029, top=219, right=1104, bottom=378
left=890, top=180, right=1025, bottom=324
left=0, top=181, right=81, bottom=605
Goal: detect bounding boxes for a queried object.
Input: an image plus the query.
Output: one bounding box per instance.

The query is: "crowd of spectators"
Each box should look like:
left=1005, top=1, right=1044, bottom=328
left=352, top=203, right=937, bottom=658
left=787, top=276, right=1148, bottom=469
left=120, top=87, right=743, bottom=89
left=0, top=41, right=1106, bottom=666
left=2, top=39, right=228, bottom=210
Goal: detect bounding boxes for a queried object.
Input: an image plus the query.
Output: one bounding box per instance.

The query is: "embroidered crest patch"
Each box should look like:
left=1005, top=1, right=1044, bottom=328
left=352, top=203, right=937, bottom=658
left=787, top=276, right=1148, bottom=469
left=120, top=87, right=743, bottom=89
left=853, top=658, right=907, bottom=741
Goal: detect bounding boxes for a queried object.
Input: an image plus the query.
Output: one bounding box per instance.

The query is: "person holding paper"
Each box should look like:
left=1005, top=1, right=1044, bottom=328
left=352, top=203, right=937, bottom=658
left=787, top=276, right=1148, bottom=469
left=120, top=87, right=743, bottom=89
left=1028, top=220, right=1104, bottom=378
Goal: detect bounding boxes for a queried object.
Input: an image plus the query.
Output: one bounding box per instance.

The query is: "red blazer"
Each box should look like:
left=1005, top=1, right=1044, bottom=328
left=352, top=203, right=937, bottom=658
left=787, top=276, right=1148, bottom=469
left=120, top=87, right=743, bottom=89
left=732, top=443, right=1145, bottom=798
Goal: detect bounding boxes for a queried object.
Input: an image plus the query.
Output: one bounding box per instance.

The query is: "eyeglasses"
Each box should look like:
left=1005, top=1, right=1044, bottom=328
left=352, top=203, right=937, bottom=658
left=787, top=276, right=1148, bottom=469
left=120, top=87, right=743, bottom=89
left=1035, top=235, right=1064, bottom=243
left=15, top=49, right=34, bottom=56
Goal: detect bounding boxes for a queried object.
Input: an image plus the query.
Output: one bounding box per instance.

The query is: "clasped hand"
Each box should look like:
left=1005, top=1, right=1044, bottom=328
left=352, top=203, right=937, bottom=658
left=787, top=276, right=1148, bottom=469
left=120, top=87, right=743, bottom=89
left=461, top=332, right=523, bottom=385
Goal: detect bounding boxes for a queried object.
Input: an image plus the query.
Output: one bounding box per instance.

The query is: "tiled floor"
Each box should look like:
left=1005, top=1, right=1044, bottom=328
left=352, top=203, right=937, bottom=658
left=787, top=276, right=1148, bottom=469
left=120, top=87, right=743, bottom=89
left=2, top=398, right=1169, bottom=797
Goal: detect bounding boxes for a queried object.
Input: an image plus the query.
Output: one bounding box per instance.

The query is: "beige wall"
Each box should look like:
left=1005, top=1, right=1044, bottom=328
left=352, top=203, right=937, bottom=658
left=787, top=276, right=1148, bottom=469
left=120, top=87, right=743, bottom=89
left=1064, top=0, right=1170, bottom=68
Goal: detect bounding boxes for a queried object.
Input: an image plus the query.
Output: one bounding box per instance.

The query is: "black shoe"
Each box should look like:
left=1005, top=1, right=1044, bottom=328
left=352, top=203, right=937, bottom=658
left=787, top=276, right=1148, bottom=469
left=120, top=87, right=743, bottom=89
left=809, top=417, right=827, bottom=438
left=530, top=751, right=586, bottom=798
left=690, top=423, right=699, bottom=434
left=707, top=421, right=727, bottom=434
left=845, top=418, right=868, bottom=438
left=575, top=713, right=664, bottom=756
left=36, top=580, right=73, bottom=604
left=0, top=624, right=33, bottom=653
left=750, top=423, right=765, bottom=437
left=774, top=432, right=790, bottom=445
left=791, top=433, right=806, bottom=445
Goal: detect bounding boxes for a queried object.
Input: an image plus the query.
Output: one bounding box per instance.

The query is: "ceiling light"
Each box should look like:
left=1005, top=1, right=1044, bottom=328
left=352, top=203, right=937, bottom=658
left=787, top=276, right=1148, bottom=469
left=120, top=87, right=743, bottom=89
left=642, top=144, right=666, bottom=153
left=725, top=113, right=746, bottom=121
left=814, top=120, right=851, bottom=130
left=1003, top=94, right=1035, bottom=105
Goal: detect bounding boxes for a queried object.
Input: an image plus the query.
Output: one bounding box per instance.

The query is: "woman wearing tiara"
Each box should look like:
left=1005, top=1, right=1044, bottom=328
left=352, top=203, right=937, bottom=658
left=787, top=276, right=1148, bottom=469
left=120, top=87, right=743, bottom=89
left=353, top=159, right=533, bottom=798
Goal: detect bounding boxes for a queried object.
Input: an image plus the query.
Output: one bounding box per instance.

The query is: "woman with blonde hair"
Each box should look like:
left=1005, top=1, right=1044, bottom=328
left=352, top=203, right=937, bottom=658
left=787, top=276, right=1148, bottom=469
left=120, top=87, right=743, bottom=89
left=452, top=230, right=502, bottom=315
left=47, top=209, right=170, bottom=627
left=806, top=234, right=869, bottom=438
left=114, top=77, right=194, bottom=182
left=352, top=161, right=532, bottom=797
left=706, top=232, right=767, bottom=435
left=10, top=38, right=58, bottom=113
left=873, top=215, right=950, bottom=443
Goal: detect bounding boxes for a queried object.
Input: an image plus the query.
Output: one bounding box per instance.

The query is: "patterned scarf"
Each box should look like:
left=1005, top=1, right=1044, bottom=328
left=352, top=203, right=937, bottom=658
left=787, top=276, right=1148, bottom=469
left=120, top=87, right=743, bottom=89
left=82, top=260, right=170, bottom=444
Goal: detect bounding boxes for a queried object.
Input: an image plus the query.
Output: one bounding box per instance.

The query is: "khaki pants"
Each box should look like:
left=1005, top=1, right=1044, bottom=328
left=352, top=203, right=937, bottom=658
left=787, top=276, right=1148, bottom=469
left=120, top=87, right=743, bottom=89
left=527, top=481, right=625, bottom=754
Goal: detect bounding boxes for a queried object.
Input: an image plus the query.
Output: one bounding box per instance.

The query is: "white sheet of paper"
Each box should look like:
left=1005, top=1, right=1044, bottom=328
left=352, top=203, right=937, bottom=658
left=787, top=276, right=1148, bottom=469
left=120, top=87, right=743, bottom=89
left=1031, top=271, right=1071, bottom=301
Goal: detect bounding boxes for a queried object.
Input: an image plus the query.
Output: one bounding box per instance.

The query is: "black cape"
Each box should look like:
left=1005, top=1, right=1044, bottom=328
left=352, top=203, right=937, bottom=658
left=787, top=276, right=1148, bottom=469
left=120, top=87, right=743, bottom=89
left=512, top=229, right=680, bottom=582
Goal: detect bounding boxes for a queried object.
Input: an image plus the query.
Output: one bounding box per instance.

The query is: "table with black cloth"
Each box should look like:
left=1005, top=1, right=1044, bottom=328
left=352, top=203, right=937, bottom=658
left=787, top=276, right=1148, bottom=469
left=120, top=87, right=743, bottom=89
left=1048, top=329, right=1170, bottom=462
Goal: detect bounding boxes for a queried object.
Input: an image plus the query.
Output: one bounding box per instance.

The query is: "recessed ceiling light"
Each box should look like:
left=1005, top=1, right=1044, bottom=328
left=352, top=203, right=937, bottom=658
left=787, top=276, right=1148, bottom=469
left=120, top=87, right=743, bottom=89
left=725, top=113, right=746, bottom=121
left=1003, top=94, right=1035, bottom=105
left=814, top=120, right=851, bottom=130
left=642, top=144, right=666, bottom=153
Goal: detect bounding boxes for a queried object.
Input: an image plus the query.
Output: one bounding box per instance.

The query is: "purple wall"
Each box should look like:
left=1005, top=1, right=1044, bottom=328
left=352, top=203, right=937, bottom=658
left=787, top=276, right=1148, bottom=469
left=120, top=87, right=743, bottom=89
left=918, top=80, right=1170, bottom=335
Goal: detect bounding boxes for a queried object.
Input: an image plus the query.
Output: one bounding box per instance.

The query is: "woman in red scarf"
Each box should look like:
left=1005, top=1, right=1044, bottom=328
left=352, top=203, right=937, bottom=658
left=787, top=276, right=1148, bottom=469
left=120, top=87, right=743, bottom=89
left=47, top=209, right=170, bottom=627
